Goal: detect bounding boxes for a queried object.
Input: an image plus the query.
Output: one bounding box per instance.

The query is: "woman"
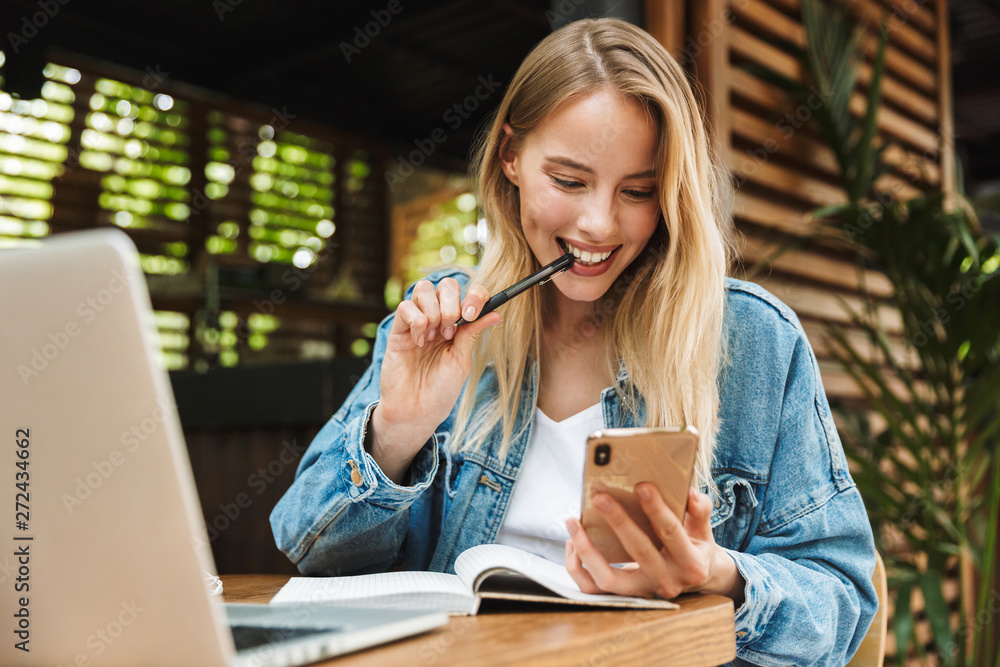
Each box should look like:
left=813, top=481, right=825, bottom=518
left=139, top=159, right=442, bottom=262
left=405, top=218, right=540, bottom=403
left=272, top=18, right=877, bottom=665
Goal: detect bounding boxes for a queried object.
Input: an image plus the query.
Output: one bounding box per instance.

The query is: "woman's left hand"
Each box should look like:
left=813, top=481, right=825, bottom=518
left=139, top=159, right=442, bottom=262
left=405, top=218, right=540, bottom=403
left=564, top=484, right=745, bottom=604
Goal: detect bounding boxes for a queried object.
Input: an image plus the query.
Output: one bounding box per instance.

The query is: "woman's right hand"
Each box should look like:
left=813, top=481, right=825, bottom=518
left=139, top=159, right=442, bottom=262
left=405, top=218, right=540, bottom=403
left=367, top=277, right=501, bottom=484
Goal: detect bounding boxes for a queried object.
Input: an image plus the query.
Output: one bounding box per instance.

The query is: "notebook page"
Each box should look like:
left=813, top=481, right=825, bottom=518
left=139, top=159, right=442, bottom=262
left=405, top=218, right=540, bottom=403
left=269, top=571, right=477, bottom=614
left=455, top=544, right=676, bottom=608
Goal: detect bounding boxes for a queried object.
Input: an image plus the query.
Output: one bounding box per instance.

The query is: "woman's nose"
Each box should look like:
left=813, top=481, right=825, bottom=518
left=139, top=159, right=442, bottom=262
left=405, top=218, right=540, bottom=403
left=576, top=192, right=617, bottom=239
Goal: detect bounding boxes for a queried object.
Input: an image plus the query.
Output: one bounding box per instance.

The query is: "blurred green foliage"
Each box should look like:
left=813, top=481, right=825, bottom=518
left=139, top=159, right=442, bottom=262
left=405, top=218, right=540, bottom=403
left=399, top=191, right=481, bottom=291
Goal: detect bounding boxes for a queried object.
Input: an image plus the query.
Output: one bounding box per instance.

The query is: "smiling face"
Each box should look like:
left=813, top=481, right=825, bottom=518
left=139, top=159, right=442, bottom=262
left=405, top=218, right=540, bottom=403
left=500, top=89, right=662, bottom=318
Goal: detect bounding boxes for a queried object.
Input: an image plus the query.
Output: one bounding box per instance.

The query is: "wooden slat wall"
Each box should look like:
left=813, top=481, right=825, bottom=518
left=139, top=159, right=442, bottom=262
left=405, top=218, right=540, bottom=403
left=668, top=0, right=951, bottom=410
left=647, top=1, right=956, bottom=664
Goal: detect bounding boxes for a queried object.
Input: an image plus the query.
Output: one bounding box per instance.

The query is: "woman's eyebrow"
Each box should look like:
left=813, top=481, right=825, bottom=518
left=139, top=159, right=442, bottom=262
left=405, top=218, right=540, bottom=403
left=543, top=156, right=655, bottom=180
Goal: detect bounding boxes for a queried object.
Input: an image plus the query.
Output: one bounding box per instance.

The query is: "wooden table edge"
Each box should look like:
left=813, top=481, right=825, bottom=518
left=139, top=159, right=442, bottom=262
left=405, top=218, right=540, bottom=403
left=219, top=574, right=737, bottom=666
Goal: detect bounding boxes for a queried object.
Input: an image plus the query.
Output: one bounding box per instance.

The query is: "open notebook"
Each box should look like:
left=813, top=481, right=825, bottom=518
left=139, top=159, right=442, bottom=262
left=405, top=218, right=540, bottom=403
left=270, top=544, right=678, bottom=615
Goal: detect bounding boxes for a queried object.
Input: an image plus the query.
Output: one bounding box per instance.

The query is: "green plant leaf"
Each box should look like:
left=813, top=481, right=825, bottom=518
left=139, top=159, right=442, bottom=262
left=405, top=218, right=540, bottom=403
left=850, top=21, right=888, bottom=201
left=871, top=141, right=894, bottom=183
left=919, top=569, right=956, bottom=666
left=798, top=0, right=863, bottom=180
left=893, top=580, right=915, bottom=659
left=966, top=364, right=1000, bottom=431
left=809, top=203, right=855, bottom=220
left=824, top=313, right=931, bottom=450
left=969, top=415, right=1000, bottom=462
left=974, top=461, right=1000, bottom=664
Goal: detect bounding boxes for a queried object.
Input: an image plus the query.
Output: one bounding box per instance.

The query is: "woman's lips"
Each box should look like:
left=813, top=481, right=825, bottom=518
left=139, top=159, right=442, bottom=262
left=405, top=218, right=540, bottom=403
left=557, top=239, right=620, bottom=277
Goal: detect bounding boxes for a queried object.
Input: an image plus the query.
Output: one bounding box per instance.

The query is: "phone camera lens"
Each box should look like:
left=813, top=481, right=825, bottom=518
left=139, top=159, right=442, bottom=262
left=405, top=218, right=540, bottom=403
left=594, top=444, right=611, bottom=466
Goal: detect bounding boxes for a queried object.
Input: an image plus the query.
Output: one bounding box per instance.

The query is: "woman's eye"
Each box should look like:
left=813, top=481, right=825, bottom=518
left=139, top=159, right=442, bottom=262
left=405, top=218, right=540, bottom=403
left=552, top=176, right=583, bottom=189
left=625, top=189, right=656, bottom=200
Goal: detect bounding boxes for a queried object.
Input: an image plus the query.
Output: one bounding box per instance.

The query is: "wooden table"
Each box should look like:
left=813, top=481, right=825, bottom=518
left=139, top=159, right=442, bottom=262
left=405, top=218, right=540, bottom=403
left=222, top=575, right=736, bottom=666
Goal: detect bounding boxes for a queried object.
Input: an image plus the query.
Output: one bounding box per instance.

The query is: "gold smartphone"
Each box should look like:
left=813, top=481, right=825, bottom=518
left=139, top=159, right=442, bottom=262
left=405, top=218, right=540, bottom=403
left=580, top=426, right=699, bottom=564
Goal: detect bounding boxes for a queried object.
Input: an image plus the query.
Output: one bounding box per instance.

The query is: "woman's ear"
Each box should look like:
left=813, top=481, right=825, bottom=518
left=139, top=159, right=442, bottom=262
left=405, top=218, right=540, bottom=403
left=499, top=122, right=519, bottom=187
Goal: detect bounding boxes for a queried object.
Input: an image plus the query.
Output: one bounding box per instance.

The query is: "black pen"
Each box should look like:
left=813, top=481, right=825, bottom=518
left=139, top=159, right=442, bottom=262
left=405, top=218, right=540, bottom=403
left=455, top=253, right=575, bottom=325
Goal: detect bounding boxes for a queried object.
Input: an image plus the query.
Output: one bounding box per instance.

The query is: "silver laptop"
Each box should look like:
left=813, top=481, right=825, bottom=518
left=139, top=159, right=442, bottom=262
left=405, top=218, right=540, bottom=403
left=0, top=229, right=447, bottom=666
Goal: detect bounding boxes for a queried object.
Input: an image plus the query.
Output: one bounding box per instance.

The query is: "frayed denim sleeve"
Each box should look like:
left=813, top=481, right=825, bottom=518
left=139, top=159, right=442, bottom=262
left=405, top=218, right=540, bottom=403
left=721, top=332, right=879, bottom=667
left=724, top=485, right=877, bottom=666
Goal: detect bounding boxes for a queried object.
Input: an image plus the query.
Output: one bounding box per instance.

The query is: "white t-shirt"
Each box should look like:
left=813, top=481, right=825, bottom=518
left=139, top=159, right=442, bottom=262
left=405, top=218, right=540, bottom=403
left=494, top=402, right=605, bottom=564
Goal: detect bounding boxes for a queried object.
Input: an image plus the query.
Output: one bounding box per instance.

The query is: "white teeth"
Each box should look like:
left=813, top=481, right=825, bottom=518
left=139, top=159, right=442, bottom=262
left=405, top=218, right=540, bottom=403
left=562, top=240, right=613, bottom=265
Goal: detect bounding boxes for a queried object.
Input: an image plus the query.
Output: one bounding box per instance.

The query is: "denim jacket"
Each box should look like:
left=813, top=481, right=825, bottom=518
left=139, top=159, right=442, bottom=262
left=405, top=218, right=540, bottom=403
left=271, top=270, right=878, bottom=666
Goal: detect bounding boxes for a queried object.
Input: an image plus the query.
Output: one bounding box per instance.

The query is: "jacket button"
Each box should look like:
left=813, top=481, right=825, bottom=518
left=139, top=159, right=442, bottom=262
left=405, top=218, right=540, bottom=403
left=714, top=497, right=722, bottom=509
left=478, top=475, right=502, bottom=493
left=347, top=459, right=363, bottom=486
left=736, top=630, right=747, bottom=638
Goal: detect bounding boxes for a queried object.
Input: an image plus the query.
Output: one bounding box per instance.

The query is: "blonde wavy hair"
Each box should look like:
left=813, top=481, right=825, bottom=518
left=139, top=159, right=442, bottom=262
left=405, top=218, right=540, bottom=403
left=449, top=18, right=734, bottom=491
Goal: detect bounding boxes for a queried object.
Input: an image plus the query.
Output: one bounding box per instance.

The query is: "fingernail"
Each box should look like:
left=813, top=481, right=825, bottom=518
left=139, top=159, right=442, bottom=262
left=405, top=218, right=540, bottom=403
left=443, top=326, right=454, bottom=340
left=637, top=485, right=651, bottom=502
left=464, top=306, right=476, bottom=320
left=567, top=519, right=579, bottom=536
left=417, top=334, right=425, bottom=347
left=593, top=494, right=610, bottom=510
left=427, top=329, right=436, bottom=342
